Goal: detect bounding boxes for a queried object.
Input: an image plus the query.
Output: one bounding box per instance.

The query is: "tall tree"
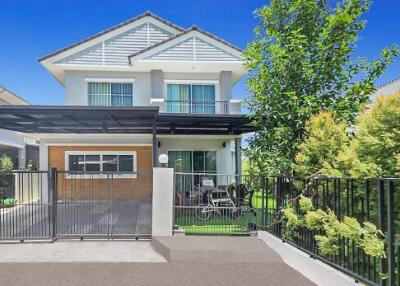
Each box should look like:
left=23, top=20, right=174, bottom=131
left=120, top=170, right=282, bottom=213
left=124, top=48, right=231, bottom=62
left=333, top=92, right=400, bottom=178
left=244, top=0, right=398, bottom=175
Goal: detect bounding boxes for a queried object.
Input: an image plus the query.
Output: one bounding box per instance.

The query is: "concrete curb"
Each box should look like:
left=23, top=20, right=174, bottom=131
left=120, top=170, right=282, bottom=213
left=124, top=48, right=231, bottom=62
left=258, top=231, right=362, bottom=286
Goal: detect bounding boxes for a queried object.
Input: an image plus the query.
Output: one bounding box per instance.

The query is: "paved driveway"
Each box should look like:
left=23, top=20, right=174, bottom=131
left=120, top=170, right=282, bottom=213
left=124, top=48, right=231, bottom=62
left=0, top=262, right=315, bottom=286
left=0, top=237, right=315, bottom=286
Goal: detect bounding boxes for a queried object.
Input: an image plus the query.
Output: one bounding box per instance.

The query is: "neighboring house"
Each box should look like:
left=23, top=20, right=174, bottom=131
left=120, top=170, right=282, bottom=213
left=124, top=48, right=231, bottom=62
left=0, top=12, right=253, bottom=200
left=372, top=77, right=400, bottom=100
left=0, top=86, right=39, bottom=170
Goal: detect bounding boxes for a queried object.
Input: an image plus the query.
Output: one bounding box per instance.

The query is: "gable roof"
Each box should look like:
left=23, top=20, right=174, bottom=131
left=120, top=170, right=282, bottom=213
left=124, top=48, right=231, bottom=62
left=376, top=77, right=400, bottom=90
left=39, top=11, right=245, bottom=85
left=128, top=26, right=242, bottom=61
left=0, top=86, right=30, bottom=105
left=38, top=11, right=184, bottom=62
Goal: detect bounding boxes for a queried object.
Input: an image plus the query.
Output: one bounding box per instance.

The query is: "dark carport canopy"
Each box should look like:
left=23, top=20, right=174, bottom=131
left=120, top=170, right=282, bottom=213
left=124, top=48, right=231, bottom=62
left=0, top=105, right=255, bottom=135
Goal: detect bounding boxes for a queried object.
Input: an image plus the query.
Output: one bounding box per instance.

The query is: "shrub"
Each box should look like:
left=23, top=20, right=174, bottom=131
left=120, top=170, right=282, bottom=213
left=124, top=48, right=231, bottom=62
left=0, top=154, right=13, bottom=172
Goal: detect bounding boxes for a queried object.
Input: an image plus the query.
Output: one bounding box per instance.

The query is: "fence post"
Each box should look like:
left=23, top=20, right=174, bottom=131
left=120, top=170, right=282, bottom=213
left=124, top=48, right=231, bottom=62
left=377, top=180, right=387, bottom=286
left=48, top=168, right=57, bottom=239
left=387, top=180, right=395, bottom=286
left=261, top=176, right=266, bottom=229
left=152, top=167, right=174, bottom=236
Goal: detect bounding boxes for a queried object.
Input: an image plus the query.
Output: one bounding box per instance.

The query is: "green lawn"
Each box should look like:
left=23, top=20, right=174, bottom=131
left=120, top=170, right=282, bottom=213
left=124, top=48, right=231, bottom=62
left=252, top=192, right=276, bottom=209
left=175, top=206, right=276, bottom=235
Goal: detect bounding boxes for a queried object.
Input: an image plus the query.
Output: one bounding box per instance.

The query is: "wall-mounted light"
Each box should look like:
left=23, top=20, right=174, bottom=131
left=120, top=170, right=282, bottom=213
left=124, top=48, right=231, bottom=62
left=159, top=154, right=168, bottom=167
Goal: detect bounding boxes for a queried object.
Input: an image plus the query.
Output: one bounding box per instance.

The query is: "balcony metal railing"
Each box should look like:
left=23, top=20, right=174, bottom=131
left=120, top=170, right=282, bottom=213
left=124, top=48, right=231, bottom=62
left=164, top=100, right=229, bottom=114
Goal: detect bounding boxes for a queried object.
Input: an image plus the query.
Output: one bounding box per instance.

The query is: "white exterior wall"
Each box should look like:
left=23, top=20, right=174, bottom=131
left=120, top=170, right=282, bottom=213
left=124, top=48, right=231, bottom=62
left=152, top=168, right=174, bottom=236
left=64, top=70, right=236, bottom=113
left=64, top=70, right=152, bottom=106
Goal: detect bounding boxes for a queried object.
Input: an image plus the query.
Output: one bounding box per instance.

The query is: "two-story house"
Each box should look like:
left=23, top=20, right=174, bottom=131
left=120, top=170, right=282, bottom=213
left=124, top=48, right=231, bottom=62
left=0, top=12, right=253, bottom=201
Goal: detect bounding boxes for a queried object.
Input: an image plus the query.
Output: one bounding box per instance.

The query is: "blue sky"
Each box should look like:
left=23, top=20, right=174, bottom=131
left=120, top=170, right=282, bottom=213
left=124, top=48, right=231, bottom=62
left=0, top=0, right=399, bottom=105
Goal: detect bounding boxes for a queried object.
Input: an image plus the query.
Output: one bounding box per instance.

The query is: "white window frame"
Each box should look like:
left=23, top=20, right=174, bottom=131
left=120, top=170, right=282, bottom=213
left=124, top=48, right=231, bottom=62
left=87, top=80, right=134, bottom=107
left=65, top=151, right=137, bottom=179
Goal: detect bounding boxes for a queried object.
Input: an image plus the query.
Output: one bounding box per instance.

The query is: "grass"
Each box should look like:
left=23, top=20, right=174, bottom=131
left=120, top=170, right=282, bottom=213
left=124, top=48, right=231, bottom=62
left=174, top=192, right=278, bottom=235
left=252, top=192, right=276, bottom=209
left=175, top=207, right=276, bottom=235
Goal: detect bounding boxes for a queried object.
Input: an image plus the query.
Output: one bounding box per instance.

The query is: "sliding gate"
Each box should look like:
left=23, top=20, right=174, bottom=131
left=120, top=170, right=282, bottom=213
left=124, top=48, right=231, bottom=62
left=54, top=170, right=152, bottom=239
left=0, top=170, right=152, bottom=241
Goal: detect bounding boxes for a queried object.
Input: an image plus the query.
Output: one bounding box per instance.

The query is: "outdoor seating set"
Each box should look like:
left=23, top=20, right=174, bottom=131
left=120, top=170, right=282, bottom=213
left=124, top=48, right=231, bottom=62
left=175, top=176, right=256, bottom=221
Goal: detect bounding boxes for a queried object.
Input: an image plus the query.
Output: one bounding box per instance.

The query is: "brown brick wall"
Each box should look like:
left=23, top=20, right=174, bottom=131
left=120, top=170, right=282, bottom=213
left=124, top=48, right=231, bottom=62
left=49, top=146, right=152, bottom=200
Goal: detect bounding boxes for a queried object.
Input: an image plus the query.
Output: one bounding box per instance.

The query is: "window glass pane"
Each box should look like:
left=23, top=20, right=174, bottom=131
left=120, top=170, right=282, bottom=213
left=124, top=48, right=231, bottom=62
left=88, top=83, right=110, bottom=106
left=85, top=155, right=100, bottom=162
left=111, top=83, right=133, bottom=106
left=86, top=163, right=100, bottom=172
left=168, top=151, right=192, bottom=192
left=193, top=151, right=205, bottom=173
left=205, top=151, right=217, bottom=173
left=192, top=85, right=204, bottom=114
left=166, top=84, right=190, bottom=112
left=111, top=83, right=132, bottom=95
left=168, top=151, right=192, bottom=173
left=103, top=155, right=118, bottom=171
left=69, top=155, right=84, bottom=171
left=203, top=85, right=215, bottom=114
left=118, top=155, right=133, bottom=172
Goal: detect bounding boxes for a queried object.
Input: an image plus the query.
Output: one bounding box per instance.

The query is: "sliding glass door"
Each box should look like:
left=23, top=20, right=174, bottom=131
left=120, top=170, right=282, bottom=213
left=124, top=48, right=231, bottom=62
left=166, top=84, right=190, bottom=113
left=169, top=151, right=217, bottom=193
left=166, top=84, right=215, bottom=114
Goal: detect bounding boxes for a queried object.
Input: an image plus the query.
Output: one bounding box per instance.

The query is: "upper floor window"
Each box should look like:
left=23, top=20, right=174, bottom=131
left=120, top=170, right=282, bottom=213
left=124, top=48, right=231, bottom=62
left=166, top=84, right=216, bottom=114
left=88, top=82, right=133, bottom=106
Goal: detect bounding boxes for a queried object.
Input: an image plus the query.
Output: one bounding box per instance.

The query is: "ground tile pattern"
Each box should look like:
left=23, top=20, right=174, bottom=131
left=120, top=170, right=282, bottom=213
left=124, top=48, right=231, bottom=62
left=0, top=262, right=316, bottom=286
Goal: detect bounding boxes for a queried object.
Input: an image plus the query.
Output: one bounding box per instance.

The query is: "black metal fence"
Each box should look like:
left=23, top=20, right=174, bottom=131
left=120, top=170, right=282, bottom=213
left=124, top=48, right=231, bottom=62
left=173, top=173, right=400, bottom=286
left=54, top=170, right=152, bottom=239
left=0, top=169, right=152, bottom=241
left=173, top=173, right=268, bottom=235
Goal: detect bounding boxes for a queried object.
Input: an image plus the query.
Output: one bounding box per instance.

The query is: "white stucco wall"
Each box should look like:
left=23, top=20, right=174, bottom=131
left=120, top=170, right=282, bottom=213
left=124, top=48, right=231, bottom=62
left=64, top=70, right=152, bottom=106
left=152, top=167, right=174, bottom=236
left=64, top=70, right=237, bottom=113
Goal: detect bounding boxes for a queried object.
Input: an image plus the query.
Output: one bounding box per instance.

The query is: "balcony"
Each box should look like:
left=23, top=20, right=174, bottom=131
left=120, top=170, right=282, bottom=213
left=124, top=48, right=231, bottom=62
left=151, top=99, right=241, bottom=115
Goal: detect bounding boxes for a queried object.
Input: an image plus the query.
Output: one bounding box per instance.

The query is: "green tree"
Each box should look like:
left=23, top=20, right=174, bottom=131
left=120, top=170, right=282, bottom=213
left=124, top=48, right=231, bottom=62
left=244, top=0, right=398, bottom=175
left=293, top=111, right=348, bottom=177
left=334, top=92, right=400, bottom=177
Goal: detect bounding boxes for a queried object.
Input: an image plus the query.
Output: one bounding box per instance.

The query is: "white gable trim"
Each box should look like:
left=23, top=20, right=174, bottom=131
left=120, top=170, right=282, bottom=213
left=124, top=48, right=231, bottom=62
left=43, top=16, right=180, bottom=64
left=129, top=30, right=243, bottom=63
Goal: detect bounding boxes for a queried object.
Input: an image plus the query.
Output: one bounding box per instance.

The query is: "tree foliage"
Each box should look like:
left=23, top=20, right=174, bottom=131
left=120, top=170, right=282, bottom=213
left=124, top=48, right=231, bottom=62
left=333, top=92, right=400, bottom=177
left=244, top=0, right=398, bottom=175
left=293, top=111, right=348, bottom=176
left=282, top=195, right=386, bottom=258
left=294, top=92, right=400, bottom=178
